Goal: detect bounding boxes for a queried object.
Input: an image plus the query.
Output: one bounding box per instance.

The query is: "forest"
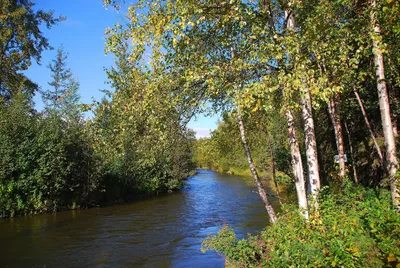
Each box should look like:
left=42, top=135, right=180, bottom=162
left=1, top=0, right=400, bottom=266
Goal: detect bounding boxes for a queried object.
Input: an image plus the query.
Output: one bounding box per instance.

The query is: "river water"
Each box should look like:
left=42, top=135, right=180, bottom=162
left=0, top=169, right=280, bottom=268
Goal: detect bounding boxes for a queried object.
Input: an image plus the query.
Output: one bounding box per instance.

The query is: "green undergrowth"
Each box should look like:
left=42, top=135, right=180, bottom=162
left=202, top=182, right=400, bottom=267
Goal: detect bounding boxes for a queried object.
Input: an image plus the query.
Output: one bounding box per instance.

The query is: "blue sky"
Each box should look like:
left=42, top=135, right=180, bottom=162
left=25, top=0, right=218, bottom=138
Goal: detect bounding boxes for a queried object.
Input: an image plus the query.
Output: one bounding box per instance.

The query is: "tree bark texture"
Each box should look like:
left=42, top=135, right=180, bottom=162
left=284, top=9, right=312, bottom=215
left=390, top=88, right=399, bottom=138
left=285, top=109, right=309, bottom=218
left=237, top=110, right=278, bottom=223
left=300, top=88, right=321, bottom=199
left=370, top=0, right=399, bottom=208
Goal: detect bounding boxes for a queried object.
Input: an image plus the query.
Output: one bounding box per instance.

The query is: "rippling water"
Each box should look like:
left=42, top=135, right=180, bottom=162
left=0, top=169, right=279, bottom=267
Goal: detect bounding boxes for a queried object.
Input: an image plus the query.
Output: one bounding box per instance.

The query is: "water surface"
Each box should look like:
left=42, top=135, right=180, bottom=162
left=0, top=169, right=279, bottom=267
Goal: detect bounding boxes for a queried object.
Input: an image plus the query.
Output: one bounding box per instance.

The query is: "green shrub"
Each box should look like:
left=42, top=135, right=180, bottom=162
left=202, top=183, right=400, bottom=267
left=0, top=95, right=98, bottom=216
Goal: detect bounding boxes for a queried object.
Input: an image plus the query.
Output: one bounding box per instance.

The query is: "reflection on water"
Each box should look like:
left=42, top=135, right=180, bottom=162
left=0, top=169, right=280, bottom=268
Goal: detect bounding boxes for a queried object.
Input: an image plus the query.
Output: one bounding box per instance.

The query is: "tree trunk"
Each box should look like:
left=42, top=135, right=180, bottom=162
left=353, top=86, right=384, bottom=162
left=285, top=9, right=320, bottom=200
left=285, top=109, right=309, bottom=218
left=284, top=10, right=310, bottom=216
left=300, top=88, right=321, bottom=200
left=370, top=0, right=399, bottom=208
left=328, top=95, right=346, bottom=178
left=237, top=110, right=277, bottom=223
left=264, top=126, right=283, bottom=206
left=391, top=89, right=399, bottom=138
left=344, top=121, right=359, bottom=184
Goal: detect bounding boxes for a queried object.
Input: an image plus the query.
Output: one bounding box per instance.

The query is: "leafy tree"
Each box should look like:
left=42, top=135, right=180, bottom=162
left=0, top=90, right=37, bottom=216
left=369, top=0, right=399, bottom=208
left=0, top=0, right=63, bottom=102
left=91, top=40, right=196, bottom=200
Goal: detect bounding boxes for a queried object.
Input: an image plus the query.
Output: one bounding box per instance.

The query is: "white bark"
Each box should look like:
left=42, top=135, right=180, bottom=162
left=370, top=0, right=399, bottom=208
left=301, top=88, right=321, bottom=199
left=285, top=10, right=320, bottom=211
left=237, top=109, right=278, bottom=223
left=286, top=109, right=309, bottom=219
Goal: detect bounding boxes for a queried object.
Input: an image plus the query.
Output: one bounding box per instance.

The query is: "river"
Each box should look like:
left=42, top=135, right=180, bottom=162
left=0, top=169, right=280, bottom=268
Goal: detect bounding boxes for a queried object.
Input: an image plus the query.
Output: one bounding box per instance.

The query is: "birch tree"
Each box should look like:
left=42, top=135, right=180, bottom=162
left=369, top=0, right=399, bottom=208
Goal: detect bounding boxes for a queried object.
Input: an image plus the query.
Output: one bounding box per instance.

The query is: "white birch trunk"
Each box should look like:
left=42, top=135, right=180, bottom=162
left=237, top=110, right=278, bottom=223
left=370, top=0, right=399, bottom=208
left=285, top=9, right=316, bottom=212
left=286, top=109, right=309, bottom=219
left=300, top=88, right=321, bottom=199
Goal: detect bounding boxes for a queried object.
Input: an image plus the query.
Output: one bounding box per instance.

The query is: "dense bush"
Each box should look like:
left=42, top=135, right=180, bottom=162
left=0, top=95, right=196, bottom=217
left=0, top=94, right=38, bottom=217
left=202, top=183, right=400, bottom=267
left=0, top=95, right=98, bottom=216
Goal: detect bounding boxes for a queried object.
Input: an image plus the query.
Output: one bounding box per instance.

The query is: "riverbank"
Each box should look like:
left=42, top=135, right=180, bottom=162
left=202, top=183, right=400, bottom=267
left=0, top=169, right=198, bottom=219
left=0, top=169, right=277, bottom=267
left=200, top=167, right=292, bottom=195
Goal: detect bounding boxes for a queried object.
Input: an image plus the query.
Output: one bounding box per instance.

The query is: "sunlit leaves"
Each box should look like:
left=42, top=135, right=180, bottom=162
left=0, top=0, right=63, bottom=102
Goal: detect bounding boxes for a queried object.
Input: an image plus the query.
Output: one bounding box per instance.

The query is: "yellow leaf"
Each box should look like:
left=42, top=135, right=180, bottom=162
left=388, top=254, right=397, bottom=263
left=347, top=247, right=359, bottom=253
